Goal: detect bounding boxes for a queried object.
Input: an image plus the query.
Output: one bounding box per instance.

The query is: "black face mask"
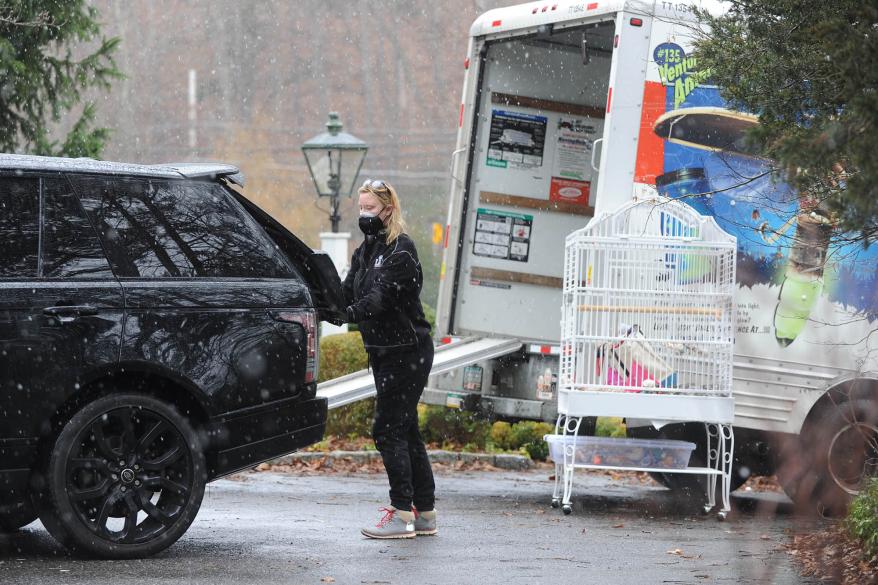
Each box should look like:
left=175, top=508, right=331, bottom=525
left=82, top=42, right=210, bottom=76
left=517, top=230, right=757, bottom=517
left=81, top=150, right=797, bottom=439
left=358, top=213, right=385, bottom=236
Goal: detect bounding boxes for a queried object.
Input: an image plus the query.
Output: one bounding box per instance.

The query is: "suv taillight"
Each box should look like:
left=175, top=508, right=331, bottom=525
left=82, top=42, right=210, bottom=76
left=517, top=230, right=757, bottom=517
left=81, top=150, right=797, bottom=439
left=273, top=310, right=318, bottom=384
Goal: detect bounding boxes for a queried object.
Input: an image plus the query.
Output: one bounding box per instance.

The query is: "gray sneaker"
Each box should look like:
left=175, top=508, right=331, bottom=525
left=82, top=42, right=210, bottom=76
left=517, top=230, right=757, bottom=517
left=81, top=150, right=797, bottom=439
left=413, top=508, right=437, bottom=536
left=361, top=507, right=416, bottom=539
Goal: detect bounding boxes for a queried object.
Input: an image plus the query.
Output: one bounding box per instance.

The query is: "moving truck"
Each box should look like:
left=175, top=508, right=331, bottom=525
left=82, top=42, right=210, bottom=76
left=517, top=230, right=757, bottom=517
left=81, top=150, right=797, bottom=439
left=430, top=0, right=878, bottom=513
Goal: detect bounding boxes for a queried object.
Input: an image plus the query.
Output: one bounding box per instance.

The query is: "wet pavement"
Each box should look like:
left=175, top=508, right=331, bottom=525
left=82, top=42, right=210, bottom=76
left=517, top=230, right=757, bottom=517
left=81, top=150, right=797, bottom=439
left=1, top=468, right=820, bottom=585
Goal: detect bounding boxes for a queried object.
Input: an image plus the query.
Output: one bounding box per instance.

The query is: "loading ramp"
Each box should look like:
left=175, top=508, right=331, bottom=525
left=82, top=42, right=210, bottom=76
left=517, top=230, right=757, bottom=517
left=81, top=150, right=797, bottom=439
left=316, top=337, right=522, bottom=409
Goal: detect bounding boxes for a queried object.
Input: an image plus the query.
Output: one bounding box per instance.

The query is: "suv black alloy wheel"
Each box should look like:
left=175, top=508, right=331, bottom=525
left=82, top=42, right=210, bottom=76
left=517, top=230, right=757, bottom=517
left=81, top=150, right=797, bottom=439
left=37, top=394, right=206, bottom=558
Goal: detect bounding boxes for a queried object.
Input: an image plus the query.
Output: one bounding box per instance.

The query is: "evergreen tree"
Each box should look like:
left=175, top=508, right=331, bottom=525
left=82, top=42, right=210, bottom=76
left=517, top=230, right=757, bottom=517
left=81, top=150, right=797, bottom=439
left=0, top=1, right=121, bottom=158
left=694, top=1, right=878, bottom=239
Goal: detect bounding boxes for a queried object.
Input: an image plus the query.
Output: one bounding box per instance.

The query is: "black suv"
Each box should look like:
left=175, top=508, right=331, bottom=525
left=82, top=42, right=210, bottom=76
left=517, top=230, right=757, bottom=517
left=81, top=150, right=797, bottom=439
left=0, top=154, right=345, bottom=558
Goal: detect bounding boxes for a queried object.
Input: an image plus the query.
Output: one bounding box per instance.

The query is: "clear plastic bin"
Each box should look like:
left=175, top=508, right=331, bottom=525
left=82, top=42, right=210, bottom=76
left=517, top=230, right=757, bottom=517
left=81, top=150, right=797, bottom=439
left=544, top=434, right=696, bottom=469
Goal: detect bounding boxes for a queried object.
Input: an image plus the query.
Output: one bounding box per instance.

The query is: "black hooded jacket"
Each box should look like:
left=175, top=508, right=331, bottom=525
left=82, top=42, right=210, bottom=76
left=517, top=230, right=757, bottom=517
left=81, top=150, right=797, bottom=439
left=342, top=232, right=431, bottom=354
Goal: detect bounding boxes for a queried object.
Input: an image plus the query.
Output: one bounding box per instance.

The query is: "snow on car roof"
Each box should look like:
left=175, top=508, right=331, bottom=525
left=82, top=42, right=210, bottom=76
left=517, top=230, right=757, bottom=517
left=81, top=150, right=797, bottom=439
left=0, top=153, right=243, bottom=184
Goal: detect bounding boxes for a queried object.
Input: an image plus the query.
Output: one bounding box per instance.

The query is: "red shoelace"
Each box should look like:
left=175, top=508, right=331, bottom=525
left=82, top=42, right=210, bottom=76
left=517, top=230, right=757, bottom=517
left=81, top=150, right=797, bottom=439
left=376, top=507, right=396, bottom=528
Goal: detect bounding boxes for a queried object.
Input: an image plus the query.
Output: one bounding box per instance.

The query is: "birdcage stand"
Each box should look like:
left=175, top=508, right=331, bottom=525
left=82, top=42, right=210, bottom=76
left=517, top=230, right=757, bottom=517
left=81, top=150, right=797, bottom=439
left=549, top=397, right=735, bottom=519
left=550, top=195, right=737, bottom=520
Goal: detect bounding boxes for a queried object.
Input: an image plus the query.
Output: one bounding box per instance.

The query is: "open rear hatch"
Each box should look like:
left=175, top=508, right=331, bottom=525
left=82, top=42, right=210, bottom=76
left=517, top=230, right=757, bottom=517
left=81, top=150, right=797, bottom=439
left=231, top=191, right=347, bottom=325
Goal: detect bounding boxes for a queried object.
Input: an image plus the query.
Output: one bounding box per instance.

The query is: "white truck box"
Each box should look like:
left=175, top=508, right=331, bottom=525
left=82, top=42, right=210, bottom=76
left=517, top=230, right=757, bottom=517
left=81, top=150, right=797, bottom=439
left=430, top=0, right=878, bottom=510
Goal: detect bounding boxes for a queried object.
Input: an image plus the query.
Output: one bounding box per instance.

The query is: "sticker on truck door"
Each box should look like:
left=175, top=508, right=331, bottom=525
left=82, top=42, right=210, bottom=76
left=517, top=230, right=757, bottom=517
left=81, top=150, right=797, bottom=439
left=486, top=110, right=547, bottom=169
left=554, top=116, right=597, bottom=181
left=550, top=116, right=598, bottom=206
left=473, top=208, right=532, bottom=262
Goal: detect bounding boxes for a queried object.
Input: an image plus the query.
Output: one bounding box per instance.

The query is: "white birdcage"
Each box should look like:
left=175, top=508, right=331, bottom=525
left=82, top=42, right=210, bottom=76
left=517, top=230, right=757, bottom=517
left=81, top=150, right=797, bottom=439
left=560, top=195, right=737, bottom=398
left=549, top=195, right=738, bottom=518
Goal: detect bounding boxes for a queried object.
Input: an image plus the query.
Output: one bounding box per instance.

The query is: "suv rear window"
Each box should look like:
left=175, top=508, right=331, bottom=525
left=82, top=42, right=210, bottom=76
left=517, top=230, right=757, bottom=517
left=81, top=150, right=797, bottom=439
left=0, top=177, right=39, bottom=278
left=73, top=176, right=295, bottom=279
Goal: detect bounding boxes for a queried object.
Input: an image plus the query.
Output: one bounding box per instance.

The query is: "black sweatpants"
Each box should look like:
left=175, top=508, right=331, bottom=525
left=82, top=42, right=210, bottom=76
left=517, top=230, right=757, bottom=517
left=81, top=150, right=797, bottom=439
left=370, top=330, right=435, bottom=512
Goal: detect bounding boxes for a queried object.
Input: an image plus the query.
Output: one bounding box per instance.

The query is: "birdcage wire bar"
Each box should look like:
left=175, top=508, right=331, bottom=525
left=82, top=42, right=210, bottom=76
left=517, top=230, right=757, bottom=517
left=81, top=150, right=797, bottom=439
left=550, top=196, right=737, bottom=518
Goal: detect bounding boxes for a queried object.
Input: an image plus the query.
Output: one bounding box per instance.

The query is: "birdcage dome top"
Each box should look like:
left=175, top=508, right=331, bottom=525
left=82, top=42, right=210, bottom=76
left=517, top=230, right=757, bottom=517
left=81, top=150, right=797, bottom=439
left=570, top=195, right=736, bottom=247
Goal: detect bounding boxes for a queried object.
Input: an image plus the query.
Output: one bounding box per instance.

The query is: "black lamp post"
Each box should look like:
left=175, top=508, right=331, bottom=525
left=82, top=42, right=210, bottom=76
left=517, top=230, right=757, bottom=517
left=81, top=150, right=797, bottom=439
left=301, top=112, right=369, bottom=232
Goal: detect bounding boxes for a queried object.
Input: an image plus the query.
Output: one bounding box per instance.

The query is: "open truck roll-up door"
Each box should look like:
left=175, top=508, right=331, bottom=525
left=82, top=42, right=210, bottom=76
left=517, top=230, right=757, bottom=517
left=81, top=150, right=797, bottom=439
left=231, top=191, right=347, bottom=325
left=432, top=5, right=656, bottom=421
left=444, top=15, right=621, bottom=344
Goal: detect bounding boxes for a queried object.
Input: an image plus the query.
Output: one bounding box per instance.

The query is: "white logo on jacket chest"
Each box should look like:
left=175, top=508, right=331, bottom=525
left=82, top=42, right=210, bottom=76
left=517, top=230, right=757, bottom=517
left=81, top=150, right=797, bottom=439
left=374, top=255, right=384, bottom=268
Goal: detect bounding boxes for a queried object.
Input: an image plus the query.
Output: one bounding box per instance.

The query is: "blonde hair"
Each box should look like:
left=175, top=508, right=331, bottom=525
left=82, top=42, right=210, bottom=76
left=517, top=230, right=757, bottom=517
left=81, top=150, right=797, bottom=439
left=359, top=180, right=407, bottom=243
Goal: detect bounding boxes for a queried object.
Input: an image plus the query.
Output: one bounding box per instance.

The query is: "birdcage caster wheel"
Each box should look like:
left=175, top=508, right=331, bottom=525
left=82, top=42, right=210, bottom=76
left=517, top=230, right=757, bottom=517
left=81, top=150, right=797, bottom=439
left=562, top=504, right=573, bottom=515
left=551, top=498, right=560, bottom=509
left=717, top=510, right=728, bottom=522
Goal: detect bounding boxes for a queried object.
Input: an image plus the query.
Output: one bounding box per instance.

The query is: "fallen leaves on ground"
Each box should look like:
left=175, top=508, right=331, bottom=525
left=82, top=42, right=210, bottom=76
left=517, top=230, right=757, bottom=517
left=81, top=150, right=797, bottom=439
left=224, top=473, right=252, bottom=482
left=259, top=437, right=785, bottom=491
left=255, top=456, right=510, bottom=475
left=742, top=475, right=783, bottom=493
left=434, top=459, right=499, bottom=472
left=785, top=522, right=878, bottom=584
left=666, top=548, right=700, bottom=559
left=305, top=436, right=376, bottom=452
left=256, top=456, right=385, bottom=475
left=549, top=470, right=656, bottom=485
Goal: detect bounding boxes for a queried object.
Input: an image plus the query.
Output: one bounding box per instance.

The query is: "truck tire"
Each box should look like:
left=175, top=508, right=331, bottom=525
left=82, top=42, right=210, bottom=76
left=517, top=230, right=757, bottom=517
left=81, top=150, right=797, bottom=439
left=36, top=393, right=206, bottom=558
left=627, top=423, right=749, bottom=496
left=0, top=500, right=38, bottom=532
left=778, top=398, right=878, bottom=516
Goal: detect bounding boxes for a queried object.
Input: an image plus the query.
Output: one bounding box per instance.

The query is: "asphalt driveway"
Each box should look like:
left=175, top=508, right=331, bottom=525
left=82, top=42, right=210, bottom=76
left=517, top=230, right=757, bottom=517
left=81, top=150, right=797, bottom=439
left=0, top=467, right=820, bottom=585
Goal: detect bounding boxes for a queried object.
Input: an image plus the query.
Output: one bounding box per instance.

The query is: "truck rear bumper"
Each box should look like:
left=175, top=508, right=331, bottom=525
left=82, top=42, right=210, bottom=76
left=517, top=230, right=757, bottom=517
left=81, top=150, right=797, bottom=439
left=422, top=387, right=555, bottom=422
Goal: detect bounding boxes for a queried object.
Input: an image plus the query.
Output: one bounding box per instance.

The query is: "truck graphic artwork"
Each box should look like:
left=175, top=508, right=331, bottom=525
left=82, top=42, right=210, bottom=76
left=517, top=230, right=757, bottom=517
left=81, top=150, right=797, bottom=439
left=637, top=42, right=878, bottom=349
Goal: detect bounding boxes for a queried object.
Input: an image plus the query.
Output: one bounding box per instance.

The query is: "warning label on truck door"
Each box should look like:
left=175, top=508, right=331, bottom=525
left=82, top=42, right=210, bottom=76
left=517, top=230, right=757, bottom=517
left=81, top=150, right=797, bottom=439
left=486, top=110, right=547, bottom=169
left=473, top=208, right=532, bottom=262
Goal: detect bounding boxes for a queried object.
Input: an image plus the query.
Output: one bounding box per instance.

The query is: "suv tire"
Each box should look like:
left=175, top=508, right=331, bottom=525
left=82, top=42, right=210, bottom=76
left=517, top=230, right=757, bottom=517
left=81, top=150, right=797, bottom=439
left=37, top=393, right=206, bottom=558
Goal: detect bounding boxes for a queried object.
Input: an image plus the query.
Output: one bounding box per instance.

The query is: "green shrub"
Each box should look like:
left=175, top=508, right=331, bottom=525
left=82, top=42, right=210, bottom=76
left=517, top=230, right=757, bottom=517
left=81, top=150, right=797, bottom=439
left=490, top=421, right=515, bottom=451
left=524, top=440, right=550, bottom=461
left=595, top=417, right=627, bottom=438
left=422, top=302, right=437, bottom=331
left=510, top=421, right=553, bottom=448
left=319, top=332, right=373, bottom=438
left=325, top=398, right=375, bottom=438
left=508, top=421, right=554, bottom=461
left=318, top=331, right=368, bottom=382
left=419, top=405, right=490, bottom=450
left=489, top=420, right=560, bottom=460
left=847, top=477, right=878, bottom=555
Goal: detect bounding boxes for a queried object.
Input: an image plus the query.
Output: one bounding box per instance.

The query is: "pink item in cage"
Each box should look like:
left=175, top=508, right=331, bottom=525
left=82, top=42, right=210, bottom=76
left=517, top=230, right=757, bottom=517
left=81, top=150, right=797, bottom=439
left=596, top=326, right=675, bottom=391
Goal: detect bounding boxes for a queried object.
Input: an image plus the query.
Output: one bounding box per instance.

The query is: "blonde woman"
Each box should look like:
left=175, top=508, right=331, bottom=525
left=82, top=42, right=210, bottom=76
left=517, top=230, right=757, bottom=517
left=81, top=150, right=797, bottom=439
left=342, top=179, right=436, bottom=539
